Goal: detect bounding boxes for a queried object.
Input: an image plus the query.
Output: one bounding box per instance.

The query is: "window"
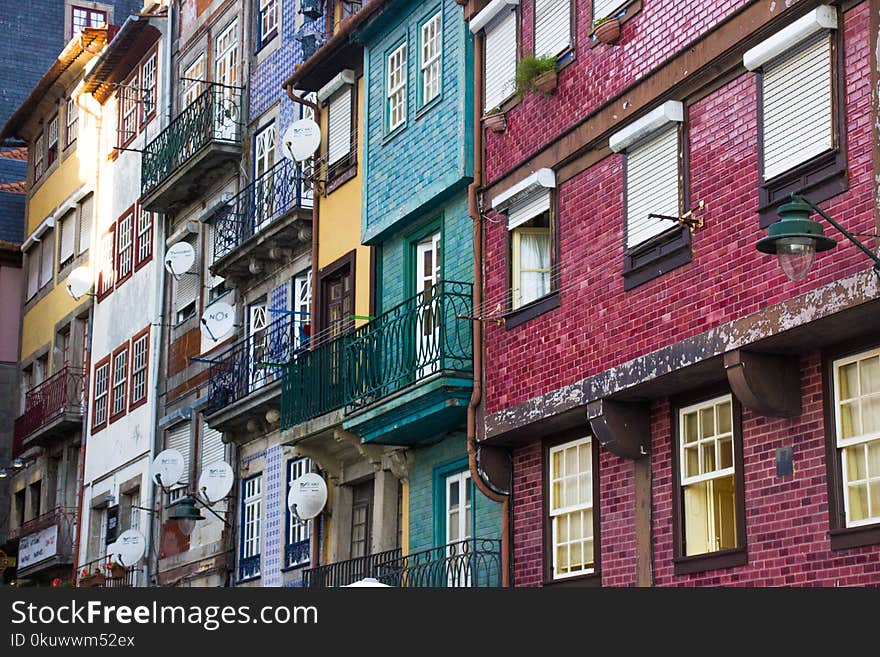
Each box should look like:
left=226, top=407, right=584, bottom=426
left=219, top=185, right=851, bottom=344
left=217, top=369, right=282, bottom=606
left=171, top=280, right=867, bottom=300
left=205, top=223, right=226, bottom=301
left=350, top=480, right=373, bottom=559
left=141, top=52, right=157, bottom=123
left=129, top=329, right=149, bottom=409
left=58, top=210, right=76, bottom=270
left=258, top=0, right=280, bottom=48
left=116, top=209, right=134, bottom=285
left=200, top=419, right=224, bottom=472
left=592, top=0, right=624, bottom=24
left=71, top=6, right=107, bottom=37
left=252, top=121, right=276, bottom=230
left=286, top=458, right=312, bottom=568
left=321, top=264, right=352, bottom=339
left=182, top=56, right=206, bottom=107
left=833, top=349, right=880, bottom=528
left=121, top=489, right=141, bottom=533
left=293, top=269, right=311, bottom=351
left=40, top=228, right=54, bottom=289
left=46, top=115, right=59, bottom=166
left=674, top=393, right=746, bottom=573
left=534, top=0, right=571, bottom=58
left=29, top=480, right=41, bottom=520
left=14, top=489, right=25, bottom=528
left=165, top=423, right=191, bottom=486
left=173, top=236, right=198, bottom=323
left=548, top=437, right=595, bottom=580
left=79, top=194, right=93, bottom=254
left=215, top=21, right=239, bottom=88
left=386, top=42, right=407, bottom=133
left=482, top=3, right=517, bottom=111
left=509, top=193, right=552, bottom=310
left=135, top=206, right=153, bottom=269
left=58, top=328, right=71, bottom=367
left=97, top=224, right=115, bottom=299
left=240, top=475, right=262, bottom=580
left=110, top=345, right=128, bottom=421
left=34, top=133, right=44, bottom=180
left=65, top=98, right=78, bottom=147
left=92, top=356, right=110, bottom=430
left=419, top=10, right=442, bottom=107
left=119, top=71, right=139, bottom=147
left=326, top=87, right=353, bottom=174
left=25, top=244, right=39, bottom=300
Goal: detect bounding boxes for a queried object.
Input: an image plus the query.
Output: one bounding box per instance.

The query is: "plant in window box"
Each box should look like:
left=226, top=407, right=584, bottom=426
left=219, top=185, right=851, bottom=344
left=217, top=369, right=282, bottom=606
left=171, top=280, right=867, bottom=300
left=105, top=560, right=126, bottom=578
left=78, top=567, right=106, bottom=588
left=515, top=54, right=558, bottom=98
left=591, top=15, right=621, bottom=45
left=482, top=107, right=507, bottom=133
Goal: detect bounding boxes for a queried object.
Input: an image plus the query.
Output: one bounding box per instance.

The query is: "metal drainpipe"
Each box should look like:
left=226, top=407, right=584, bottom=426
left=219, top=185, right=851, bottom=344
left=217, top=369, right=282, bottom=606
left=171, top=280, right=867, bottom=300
left=284, top=83, right=321, bottom=569
left=466, top=30, right=510, bottom=586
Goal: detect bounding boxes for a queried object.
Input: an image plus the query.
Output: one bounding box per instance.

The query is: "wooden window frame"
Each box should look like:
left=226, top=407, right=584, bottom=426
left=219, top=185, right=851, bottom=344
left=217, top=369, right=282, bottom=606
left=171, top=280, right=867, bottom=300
left=670, top=386, right=748, bottom=576
left=109, top=343, right=128, bottom=423
left=91, top=355, right=111, bottom=433
left=315, top=250, right=356, bottom=341
left=128, top=327, right=150, bottom=411
left=135, top=204, right=154, bottom=271
left=755, top=21, right=846, bottom=228
left=542, top=429, right=601, bottom=587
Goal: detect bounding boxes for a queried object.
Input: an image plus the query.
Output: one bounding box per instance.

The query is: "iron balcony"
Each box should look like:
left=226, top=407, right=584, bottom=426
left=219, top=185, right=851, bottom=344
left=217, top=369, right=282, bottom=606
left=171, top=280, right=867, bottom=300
left=12, top=366, right=86, bottom=456
left=10, top=506, right=77, bottom=578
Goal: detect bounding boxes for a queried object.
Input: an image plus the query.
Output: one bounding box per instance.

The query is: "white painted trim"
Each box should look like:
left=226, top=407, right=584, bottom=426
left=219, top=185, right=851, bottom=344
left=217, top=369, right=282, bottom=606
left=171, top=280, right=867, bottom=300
left=609, top=100, right=683, bottom=153
left=317, top=69, right=356, bottom=104
left=491, top=167, right=555, bottom=210
left=469, top=0, right=519, bottom=34
left=743, top=5, right=837, bottom=71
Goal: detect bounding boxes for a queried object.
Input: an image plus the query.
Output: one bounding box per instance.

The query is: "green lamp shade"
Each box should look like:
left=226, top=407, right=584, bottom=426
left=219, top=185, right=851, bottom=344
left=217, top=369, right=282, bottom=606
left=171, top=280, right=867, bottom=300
left=756, top=199, right=837, bottom=282
left=167, top=496, right=204, bottom=536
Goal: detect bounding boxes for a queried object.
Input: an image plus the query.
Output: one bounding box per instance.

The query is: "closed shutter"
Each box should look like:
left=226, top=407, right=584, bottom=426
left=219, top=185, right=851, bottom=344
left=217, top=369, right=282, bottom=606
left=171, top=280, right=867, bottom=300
left=173, top=236, right=198, bottom=314
left=327, top=87, right=352, bottom=165
left=200, top=419, right=225, bottom=470
left=507, top=189, right=551, bottom=231
left=484, top=8, right=517, bottom=111
left=26, top=246, right=39, bottom=298
left=535, top=0, right=571, bottom=58
left=626, top=125, right=680, bottom=248
left=79, top=194, right=93, bottom=253
left=59, top=211, right=76, bottom=264
left=40, top=228, right=54, bottom=287
left=762, top=34, right=833, bottom=180
left=166, top=422, right=191, bottom=483
left=205, top=224, right=224, bottom=293
left=593, top=0, right=623, bottom=22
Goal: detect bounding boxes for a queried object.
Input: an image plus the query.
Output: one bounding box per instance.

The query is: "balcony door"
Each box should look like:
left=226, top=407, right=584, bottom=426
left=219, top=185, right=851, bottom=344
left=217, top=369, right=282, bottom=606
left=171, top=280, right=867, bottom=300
left=415, top=232, right=441, bottom=379
left=248, top=300, right=268, bottom=393
left=213, top=20, right=239, bottom=141
left=323, top=267, right=352, bottom=340
left=350, top=479, right=374, bottom=560
left=253, top=122, right=276, bottom=232
left=445, top=470, right=472, bottom=586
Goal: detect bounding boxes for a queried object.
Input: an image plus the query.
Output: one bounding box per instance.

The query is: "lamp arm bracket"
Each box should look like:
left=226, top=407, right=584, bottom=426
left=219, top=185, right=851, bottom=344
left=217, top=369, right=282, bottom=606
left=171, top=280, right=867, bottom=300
left=193, top=494, right=233, bottom=528
left=792, top=193, right=880, bottom=272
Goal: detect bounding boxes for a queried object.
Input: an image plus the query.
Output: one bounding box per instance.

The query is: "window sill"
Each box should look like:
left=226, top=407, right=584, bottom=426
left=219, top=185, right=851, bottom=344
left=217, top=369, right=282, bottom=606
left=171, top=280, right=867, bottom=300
left=543, top=572, right=600, bottom=588
left=673, top=547, right=747, bottom=576
left=280, top=561, right=311, bottom=573
left=829, top=523, right=880, bottom=551
left=758, top=149, right=847, bottom=228
left=623, top=226, right=691, bottom=291
left=382, top=123, right=407, bottom=145
left=327, top=163, right=358, bottom=194
left=236, top=574, right=261, bottom=584
left=503, top=290, right=560, bottom=330
left=415, top=93, right=443, bottom=120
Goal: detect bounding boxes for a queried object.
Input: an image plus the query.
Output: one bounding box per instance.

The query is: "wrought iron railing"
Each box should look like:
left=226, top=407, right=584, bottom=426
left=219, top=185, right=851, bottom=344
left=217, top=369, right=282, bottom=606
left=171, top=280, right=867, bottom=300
left=78, top=555, right=140, bottom=588
left=141, top=86, right=242, bottom=197
left=302, top=538, right=502, bottom=587
left=9, top=506, right=76, bottom=543
left=285, top=539, right=311, bottom=569
left=281, top=331, right=348, bottom=427
left=207, top=314, right=305, bottom=413
left=213, top=158, right=313, bottom=262
left=13, top=366, right=86, bottom=444
left=345, top=281, right=473, bottom=412
left=238, top=555, right=260, bottom=581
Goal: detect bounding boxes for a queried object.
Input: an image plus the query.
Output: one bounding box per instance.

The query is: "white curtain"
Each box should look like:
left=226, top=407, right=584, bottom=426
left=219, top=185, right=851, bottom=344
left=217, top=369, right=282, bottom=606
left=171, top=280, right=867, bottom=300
left=520, top=232, right=550, bottom=306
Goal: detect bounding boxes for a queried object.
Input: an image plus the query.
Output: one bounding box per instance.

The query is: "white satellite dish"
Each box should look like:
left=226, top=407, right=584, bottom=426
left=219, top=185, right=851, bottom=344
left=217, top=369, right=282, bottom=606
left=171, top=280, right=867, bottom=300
left=66, top=266, right=93, bottom=300
left=113, top=529, right=146, bottom=566
left=151, top=449, right=185, bottom=487
left=198, top=461, right=234, bottom=504
left=281, top=119, right=321, bottom=162
left=200, top=301, right=235, bottom=343
left=288, top=472, right=327, bottom=520
left=164, top=241, right=195, bottom=277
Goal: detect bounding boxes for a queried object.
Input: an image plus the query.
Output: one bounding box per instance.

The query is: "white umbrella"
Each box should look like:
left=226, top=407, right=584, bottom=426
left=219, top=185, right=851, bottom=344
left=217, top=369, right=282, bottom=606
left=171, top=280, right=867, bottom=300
left=343, top=577, right=391, bottom=587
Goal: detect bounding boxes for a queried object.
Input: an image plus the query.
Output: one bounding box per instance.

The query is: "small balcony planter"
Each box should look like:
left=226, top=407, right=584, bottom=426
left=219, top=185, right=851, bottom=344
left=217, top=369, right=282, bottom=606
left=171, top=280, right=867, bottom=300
left=482, top=110, right=507, bottom=133
left=592, top=17, right=621, bottom=45
left=106, top=562, right=126, bottom=579
left=515, top=54, right=559, bottom=98
left=78, top=571, right=106, bottom=588
left=534, top=70, right=558, bottom=95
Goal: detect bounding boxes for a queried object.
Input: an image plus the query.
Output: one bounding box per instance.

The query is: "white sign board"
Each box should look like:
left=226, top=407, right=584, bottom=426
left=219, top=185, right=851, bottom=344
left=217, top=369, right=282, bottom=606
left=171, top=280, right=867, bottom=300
left=19, top=525, right=59, bottom=569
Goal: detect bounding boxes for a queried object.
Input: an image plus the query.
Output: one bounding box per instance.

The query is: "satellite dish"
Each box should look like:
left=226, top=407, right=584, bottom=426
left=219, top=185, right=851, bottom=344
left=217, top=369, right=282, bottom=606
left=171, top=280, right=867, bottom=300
left=151, top=449, right=185, bottom=487
left=164, top=241, right=195, bottom=277
left=66, top=266, right=93, bottom=300
left=287, top=472, right=327, bottom=520
left=113, top=529, right=146, bottom=566
left=200, top=301, right=235, bottom=343
left=281, top=119, right=321, bottom=162
left=198, top=461, right=234, bottom=503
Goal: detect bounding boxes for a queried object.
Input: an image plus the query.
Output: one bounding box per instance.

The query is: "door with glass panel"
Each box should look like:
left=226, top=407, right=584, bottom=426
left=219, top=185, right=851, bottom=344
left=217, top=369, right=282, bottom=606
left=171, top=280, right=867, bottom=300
left=253, top=123, right=276, bottom=232
left=445, top=470, right=472, bottom=586
left=415, top=232, right=441, bottom=379
left=248, top=301, right=268, bottom=393
left=213, top=21, right=239, bottom=140
left=350, top=480, right=374, bottom=562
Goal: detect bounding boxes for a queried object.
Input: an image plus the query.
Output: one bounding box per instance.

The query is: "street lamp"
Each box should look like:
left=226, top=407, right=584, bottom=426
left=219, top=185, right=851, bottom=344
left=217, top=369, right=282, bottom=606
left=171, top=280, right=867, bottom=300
left=165, top=496, right=205, bottom=536
left=757, top=193, right=880, bottom=282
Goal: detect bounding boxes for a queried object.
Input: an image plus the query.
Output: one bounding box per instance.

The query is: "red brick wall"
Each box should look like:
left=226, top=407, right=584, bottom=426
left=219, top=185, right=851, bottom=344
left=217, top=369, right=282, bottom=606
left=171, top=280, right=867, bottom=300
left=513, top=354, right=880, bottom=586
left=484, top=0, right=753, bottom=184
left=485, top=3, right=874, bottom=416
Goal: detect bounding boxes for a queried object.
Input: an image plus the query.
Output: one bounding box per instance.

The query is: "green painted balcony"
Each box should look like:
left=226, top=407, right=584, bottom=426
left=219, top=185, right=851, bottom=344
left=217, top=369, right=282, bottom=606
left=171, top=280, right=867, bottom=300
left=141, top=86, right=242, bottom=213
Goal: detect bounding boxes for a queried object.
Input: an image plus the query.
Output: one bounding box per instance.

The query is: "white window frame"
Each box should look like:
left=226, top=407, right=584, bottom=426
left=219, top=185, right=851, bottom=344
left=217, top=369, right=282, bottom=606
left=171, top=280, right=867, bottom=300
left=386, top=42, right=407, bottom=133
left=241, top=475, right=262, bottom=572
left=140, top=52, right=158, bottom=121
left=65, top=98, right=78, bottom=147
left=111, top=347, right=128, bottom=417
left=47, top=115, right=59, bottom=164
left=136, top=208, right=152, bottom=267
left=833, top=348, right=880, bottom=528
left=93, top=361, right=109, bottom=426
left=293, top=269, right=311, bottom=351
left=182, top=56, right=205, bottom=108
left=286, top=457, right=312, bottom=567
left=420, top=10, right=442, bottom=107
left=215, top=21, right=240, bottom=89
left=130, top=334, right=148, bottom=405
left=548, top=436, right=594, bottom=580
left=34, top=133, right=44, bottom=180
left=116, top=211, right=133, bottom=280
left=258, top=0, right=280, bottom=47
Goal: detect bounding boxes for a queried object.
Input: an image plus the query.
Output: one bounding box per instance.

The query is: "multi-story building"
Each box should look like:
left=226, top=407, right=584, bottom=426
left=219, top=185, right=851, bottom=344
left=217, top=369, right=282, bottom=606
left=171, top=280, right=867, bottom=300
left=75, top=6, right=169, bottom=588
left=473, top=0, right=880, bottom=586
left=0, top=26, right=113, bottom=587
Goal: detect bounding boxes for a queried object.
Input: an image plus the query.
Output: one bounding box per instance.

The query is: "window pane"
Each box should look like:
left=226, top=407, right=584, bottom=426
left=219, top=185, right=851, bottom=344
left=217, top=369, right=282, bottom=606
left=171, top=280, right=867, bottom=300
left=683, top=412, right=698, bottom=443
left=868, top=440, right=880, bottom=477
left=569, top=541, right=583, bottom=571
left=684, top=445, right=699, bottom=478
left=848, top=483, right=869, bottom=522
left=569, top=509, right=581, bottom=541
left=551, top=480, right=561, bottom=511
left=556, top=515, right=567, bottom=543
left=860, top=356, right=880, bottom=394
left=717, top=400, right=732, bottom=434
left=699, top=406, right=715, bottom=438
left=863, top=396, right=880, bottom=436
left=564, top=476, right=576, bottom=509
left=701, top=442, right=716, bottom=475
left=839, top=362, right=858, bottom=399
left=846, top=444, right=866, bottom=481
left=712, top=475, right=738, bottom=550
left=839, top=402, right=860, bottom=439
left=578, top=444, right=591, bottom=473
left=718, top=436, right=734, bottom=470
left=578, top=474, right=591, bottom=505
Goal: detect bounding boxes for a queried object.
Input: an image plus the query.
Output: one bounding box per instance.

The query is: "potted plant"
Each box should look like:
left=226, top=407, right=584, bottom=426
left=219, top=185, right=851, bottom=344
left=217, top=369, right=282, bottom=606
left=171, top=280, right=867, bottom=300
left=515, top=54, right=558, bottom=98
left=106, top=560, right=126, bottom=579
left=592, top=15, right=621, bottom=45
left=482, top=107, right=507, bottom=133
left=78, top=567, right=106, bottom=588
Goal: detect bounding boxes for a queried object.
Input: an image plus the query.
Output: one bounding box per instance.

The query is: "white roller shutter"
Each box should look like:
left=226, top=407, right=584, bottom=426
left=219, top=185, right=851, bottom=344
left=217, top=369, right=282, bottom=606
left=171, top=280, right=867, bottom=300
left=200, top=420, right=225, bottom=470
left=507, top=189, right=551, bottom=230
left=762, top=34, right=833, bottom=180
left=59, top=211, right=76, bottom=264
left=205, top=224, right=224, bottom=293
left=535, top=0, right=571, bottom=58
left=484, top=8, right=517, bottom=111
left=79, top=194, right=93, bottom=253
left=166, top=422, right=191, bottom=483
left=40, top=228, right=54, bottom=287
left=592, top=0, right=624, bottom=22
left=327, top=87, right=352, bottom=166
left=173, top=235, right=199, bottom=314
left=626, top=125, right=679, bottom=248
